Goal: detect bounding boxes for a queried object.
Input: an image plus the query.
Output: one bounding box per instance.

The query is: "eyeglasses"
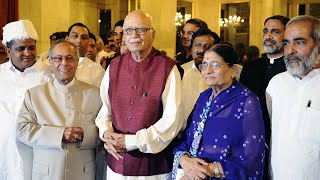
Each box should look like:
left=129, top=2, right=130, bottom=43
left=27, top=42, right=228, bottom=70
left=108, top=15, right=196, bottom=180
left=199, top=61, right=228, bottom=71
left=123, top=27, right=153, bottom=35
left=51, top=55, right=78, bottom=63
left=180, top=30, right=194, bottom=36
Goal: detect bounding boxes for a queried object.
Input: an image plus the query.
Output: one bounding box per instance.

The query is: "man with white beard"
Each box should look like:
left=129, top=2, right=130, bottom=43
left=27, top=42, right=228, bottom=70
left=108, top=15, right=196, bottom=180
left=266, top=15, right=320, bottom=179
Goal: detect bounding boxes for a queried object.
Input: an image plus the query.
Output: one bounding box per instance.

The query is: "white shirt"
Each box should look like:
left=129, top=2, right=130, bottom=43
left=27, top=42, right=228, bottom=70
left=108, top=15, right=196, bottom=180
left=38, top=50, right=49, bottom=61
left=76, top=57, right=105, bottom=87
left=95, top=50, right=115, bottom=64
left=266, top=69, right=320, bottom=179
left=95, top=65, right=182, bottom=179
left=181, top=61, right=208, bottom=129
left=43, top=57, right=105, bottom=87
left=0, top=60, right=52, bottom=180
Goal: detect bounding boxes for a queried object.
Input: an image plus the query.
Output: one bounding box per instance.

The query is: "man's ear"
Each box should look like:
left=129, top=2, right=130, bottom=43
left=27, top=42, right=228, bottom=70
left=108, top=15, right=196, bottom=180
left=152, top=30, right=155, bottom=40
left=5, top=47, right=11, bottom=58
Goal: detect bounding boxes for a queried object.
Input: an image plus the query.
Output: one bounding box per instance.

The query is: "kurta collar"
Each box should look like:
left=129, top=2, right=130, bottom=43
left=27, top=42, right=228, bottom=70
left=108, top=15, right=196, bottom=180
left=79, top=57, right=84, bottom=64
left=7, top=59, right=48, bottom=74
left=129, top=47, right=156, bottom=63
left=191, top=61, right=200, bottom=72
left=127, top=47, right=157, bottom=73
left=297, top=68, right=320, bottom=82
left=53, top=78, right=76, bottom=93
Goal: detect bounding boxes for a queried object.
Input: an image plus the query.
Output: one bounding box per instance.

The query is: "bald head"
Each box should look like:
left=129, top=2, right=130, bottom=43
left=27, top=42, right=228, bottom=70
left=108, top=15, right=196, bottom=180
left=124, top=10, right=153, bottom=29
left=123, top=10, right=155, bottom=61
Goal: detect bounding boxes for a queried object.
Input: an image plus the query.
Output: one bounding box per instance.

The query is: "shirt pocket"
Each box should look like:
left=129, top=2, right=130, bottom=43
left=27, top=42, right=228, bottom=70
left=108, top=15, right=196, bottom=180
left=299, top=98, right=320, bottom=144
left=80, top=112, right=95, bottom=123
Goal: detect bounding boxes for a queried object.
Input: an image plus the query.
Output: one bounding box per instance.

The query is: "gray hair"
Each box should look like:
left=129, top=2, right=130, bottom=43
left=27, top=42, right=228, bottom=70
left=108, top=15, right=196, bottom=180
left=286, top=15, right=320, bottom=43
left=48, top=39, right=80, bottom=59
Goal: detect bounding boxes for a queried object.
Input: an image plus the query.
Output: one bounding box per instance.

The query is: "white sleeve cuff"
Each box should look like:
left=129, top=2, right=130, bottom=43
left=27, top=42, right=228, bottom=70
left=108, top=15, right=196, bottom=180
left=125, top=134, right=138, bottom=151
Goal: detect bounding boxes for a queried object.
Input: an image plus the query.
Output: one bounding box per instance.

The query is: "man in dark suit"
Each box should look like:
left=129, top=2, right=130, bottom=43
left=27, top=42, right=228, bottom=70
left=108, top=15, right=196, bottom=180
left=239, top=15, right=290, bottom=180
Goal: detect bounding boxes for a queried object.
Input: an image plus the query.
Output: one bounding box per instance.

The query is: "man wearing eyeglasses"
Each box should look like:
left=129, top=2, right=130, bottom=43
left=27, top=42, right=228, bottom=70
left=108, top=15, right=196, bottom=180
left=239, top=15, right=290, bottom=180
left=65, top=23, right=105, bottom=87
left=175, top=18, right=208, bottom=65
left=96, top=10, right=182, bottom=179
left=181, top=28, right=220, bottom=129
left=17, top=40, right=102, bottom=180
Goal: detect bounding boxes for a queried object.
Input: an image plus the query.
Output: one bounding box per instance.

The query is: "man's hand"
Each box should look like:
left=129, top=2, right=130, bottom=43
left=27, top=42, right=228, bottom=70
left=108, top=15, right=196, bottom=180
left=179, top=155, right=210, bottom=180
left=63, top=127, right=84, bottom=143
left=102, top=130, right=125, bottom=160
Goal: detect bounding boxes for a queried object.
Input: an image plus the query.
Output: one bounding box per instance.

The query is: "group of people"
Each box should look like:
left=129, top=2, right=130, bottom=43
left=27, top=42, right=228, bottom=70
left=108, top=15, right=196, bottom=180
left=0, top=9, right=320, bottom=180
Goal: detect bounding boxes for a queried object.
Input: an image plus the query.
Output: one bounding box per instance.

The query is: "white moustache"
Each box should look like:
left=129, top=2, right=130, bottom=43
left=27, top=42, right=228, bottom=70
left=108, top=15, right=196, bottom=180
left=129, top=39, right=141, bottom=43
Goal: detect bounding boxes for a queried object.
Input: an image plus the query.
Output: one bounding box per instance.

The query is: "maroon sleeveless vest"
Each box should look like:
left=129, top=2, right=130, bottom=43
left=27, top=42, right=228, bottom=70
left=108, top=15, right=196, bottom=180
left=107, top=48, right=177, bottom=176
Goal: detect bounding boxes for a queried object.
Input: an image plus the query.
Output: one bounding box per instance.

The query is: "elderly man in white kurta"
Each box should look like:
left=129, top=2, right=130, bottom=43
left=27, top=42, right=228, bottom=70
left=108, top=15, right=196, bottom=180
left=0, top=20, right=52, bottom=180
left=17, top=40, right=101, bottom=180
left=266, top=15, right=320, bottom=179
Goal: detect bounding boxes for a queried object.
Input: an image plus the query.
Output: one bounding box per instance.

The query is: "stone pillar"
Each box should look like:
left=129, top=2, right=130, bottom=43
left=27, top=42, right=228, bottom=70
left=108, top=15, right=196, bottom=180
left=19, top=0, right=100, bottom=54
left=194, top=0, right=220, bottom=35
left=140, top=0, right=177, bottom=58
left=250, top=0, right=266, bottom=52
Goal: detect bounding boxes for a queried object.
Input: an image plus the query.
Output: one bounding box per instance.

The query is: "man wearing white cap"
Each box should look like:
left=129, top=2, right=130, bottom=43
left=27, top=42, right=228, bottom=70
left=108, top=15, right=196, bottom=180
left=0, top=20, right=52, bottom=180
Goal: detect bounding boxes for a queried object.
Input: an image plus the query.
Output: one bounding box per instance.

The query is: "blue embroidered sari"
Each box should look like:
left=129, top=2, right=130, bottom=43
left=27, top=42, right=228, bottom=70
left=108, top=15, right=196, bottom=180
left=173, top=80, right=265, bottom=180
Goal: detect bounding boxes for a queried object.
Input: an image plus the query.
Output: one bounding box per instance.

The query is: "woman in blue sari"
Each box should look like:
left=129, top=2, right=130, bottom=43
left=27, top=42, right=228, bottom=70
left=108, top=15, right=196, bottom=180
left=173, top=44, right=265, bottom=180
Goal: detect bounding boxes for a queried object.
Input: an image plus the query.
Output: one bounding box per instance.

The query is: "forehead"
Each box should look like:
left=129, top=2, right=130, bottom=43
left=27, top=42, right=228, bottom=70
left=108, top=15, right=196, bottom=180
left=124, top=13, right=151, bottom=27
left=285, top=21, right=312, bottom=39
left=194, top=35, right=214, bottom=43
left=203, top=51, right=224, bottom=62
left=184, top=23, right=200, bottom=32
left=70, top=26, right=89, bottom=35
left=114, top=26, right=123, bottom=32
left=12, top=39, right=36, bottom=47
left=264, top=19, right=285, bottom=30
left=52, top=43, right=76, bottom=55
left=88, top=38, right=95, bottom=44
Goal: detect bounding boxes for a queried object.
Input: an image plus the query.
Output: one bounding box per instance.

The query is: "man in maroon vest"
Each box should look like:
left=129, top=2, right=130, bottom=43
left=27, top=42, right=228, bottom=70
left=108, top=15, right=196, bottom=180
left=95, top=10, right=182, bottom=179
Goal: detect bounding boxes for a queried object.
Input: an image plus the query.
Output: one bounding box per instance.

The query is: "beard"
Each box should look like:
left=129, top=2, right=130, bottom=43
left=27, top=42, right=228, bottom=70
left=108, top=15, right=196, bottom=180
left=263, top=39, right=283, bottom=54
left=284, top=46, right=320, bottom=78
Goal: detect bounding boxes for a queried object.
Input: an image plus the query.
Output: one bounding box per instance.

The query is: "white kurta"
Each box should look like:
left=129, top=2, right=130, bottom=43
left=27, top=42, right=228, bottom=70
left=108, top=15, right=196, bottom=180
left=0, top=60, right=52, bottom=180
left=95, top=66, right=182, bottom=180
left=266, top=69, right=320, bottom=179
left=43, top=57, right=105, bottom=87
left=75, top=57, right=105, bottom=87
left=95, top=50, right=115, bottom=63
left=181, top=61, right=208, bottom=129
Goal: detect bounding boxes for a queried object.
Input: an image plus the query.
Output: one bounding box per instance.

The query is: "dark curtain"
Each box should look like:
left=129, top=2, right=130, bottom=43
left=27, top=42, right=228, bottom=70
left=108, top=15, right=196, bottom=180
left=0, top=0, right=18, bottom=38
